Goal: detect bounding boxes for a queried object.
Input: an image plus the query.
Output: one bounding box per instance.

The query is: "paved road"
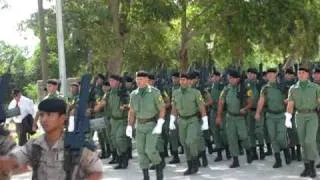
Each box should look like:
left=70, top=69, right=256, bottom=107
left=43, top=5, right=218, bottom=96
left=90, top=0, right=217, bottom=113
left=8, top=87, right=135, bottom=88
left=12, top=151, right=316, bottom=180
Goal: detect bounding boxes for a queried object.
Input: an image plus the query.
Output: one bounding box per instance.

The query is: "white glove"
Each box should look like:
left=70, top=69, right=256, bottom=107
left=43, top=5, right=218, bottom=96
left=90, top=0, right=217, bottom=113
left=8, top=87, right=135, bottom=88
left=169, top=115, right=176, bottom=130
left=152, top=118, right=165, bottom=134
left=285, top=112, right=292, bottom=128
left=126, top=125, right=133, bottom=138
left=201, top=116, right=209, bottom=130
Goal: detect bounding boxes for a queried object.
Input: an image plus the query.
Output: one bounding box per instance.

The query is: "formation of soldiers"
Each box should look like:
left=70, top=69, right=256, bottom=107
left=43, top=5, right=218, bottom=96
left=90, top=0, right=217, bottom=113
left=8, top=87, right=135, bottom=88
left=1, top=62, right=320, bottom=180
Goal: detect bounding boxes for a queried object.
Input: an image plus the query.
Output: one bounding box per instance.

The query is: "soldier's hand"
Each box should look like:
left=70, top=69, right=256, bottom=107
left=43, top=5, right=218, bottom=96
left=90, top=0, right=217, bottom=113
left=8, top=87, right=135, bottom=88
left=126, top=125, right=133, bottom=138
left=255, top=113, right=261, bottom=121
left=201, top=116, right=209, bottom=131
left=169, top=115, right=176, bottom=130
left=152, top=118, right=165, bottom=134
left=0, top=156, right=17, bottom=172
left=240, top=108, right=247, bottom=115
left=32, top=122, right=38, bottom=132
left=216, top=116, right=222, bottom=126
left=284, top=112, right=292, bottom=128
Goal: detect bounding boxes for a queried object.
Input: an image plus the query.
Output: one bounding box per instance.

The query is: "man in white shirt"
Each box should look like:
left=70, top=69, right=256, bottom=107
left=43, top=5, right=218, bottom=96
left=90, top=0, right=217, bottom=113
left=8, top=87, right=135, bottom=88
left=8, top=89, right=35, bottom=146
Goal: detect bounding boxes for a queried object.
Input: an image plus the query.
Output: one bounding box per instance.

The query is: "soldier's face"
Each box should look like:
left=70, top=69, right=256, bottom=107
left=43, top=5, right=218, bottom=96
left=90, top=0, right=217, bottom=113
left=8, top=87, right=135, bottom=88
left=47, top=84, right=57, bottom=93
left=212, top=75, right=220, bottom=83
left=179, top=78, right=188, bottom=87
left=102, top=85, right=110, bottom=93
left=298, top=70, right=309, bottom=81
left=148, top=79, right=155, bottom=86
left=229, top=77, right=239, bottom=85
left=109, top=79, right=120, bottom=88
left=247, top=72, right=256, bottom=80
left=39, top=112, right=65, bottom=133
left=266, top=72, right=277, bottom=81
left=136, top=77, right=148, bottom=88
left=172, top=77, right=179, bottom=84
left=70, top=86, right=78, bottom=95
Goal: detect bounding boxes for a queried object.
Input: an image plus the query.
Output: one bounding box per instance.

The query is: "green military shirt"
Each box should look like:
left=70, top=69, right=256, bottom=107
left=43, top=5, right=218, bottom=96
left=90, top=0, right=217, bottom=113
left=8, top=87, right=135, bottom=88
left=288, top=80, right=320, bottom=111
left=210, top=82, right=224, bottom=110
left=172, top=87, right=204, bottom=117
left=245, top=79, right=259, bottom=108
left=93, top=86, right=105, bottom=118
left=260, top=82, right=285, bottom=112
left=67, top=94, right=79, bottom=106
left=43, top=91, right=64, bottom=100
left=220, top=84, right=253, bottom=114
left=107, top=88, right=128, bottom=118
left=129, top=85, right=165, bottom=119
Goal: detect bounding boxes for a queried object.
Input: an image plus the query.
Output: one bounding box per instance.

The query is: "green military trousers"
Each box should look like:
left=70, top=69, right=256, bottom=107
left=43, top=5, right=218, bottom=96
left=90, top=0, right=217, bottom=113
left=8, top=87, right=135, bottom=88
left=247, top=110, right=265, bottom=147
left=210, top=110, right=228, bottom=149
left=265, top=113, right=287, bottom=153
left=136, top=121, right=161, bottom=169
left=225, top=114, right=250, bottom=157
left=178, top=117, right=201, bottom=160
left=287, top=115, right=300, bottom=147
left=110, top=118, right=129, bottom=155
left=296, top=113, right=319, bottom=162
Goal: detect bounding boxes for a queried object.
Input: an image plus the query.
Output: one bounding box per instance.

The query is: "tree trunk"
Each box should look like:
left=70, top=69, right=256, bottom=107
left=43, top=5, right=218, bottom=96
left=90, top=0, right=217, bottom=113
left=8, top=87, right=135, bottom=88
left=107, top=0, right=123, bottom=75
left=231, top=41, right=244, bottom=68
left=179, top=0, right=188, bottom=72
left=38, top=0, right=48, bottom=81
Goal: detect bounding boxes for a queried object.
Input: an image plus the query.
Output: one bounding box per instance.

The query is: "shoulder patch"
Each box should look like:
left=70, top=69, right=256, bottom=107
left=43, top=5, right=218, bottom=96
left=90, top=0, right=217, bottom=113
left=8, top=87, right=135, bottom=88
left=247, top=89, right=253, bottom=97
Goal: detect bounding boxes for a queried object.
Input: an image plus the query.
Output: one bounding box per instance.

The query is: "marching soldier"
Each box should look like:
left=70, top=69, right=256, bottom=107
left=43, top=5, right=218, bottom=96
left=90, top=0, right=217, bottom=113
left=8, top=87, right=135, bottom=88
left=312, top=68, right=320, bottom=168
left=94, top=75, right=130, bottom=169
left=168, top=72, right=182, bottom=164
left=255, top=68, right=291, bottom=168
left=210, top=71, right=230, bottom=162
left=170, top=73, right=209, bottom=175
left=216, top=70, right=253, bottom=168
left=286, top=64, right=320, bottom=178
left=126, top=71, right=166, bottom=180
left=245, top=68, right=266, bottom=160
left=67, top=82, right=80, bottom=116
left=0, top=99, right=103, bottom=180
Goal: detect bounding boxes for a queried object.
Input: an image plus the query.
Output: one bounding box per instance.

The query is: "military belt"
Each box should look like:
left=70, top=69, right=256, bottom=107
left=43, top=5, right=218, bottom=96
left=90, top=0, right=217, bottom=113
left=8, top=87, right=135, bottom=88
left=179, top=112, right=199, bottom=119
left=296, top=109, right=316, bottom=114
left=227, top=111, right=243, bottom=117
left=111, top=116, right=125, bottom=120
left=250, top=108, right=257, bottom=111
left=266, top=109, right=284, bottom=115
left=137, top=116, right=156, bottom=124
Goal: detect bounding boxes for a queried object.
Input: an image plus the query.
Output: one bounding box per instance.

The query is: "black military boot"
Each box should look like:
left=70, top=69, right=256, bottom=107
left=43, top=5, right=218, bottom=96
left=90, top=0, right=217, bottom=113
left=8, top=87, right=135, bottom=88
left=155, top=164, right=164, bottom=180
left=300, top=163, right=310, bottom=177
left=283, top=148, right=291, bottom=165
left=296, top=145, right=302, bottom=161
left=239, top=143, right=244, bottom=155
left=265, top=143, right=273, bottom=156
left=114, top=154, right=123, bottom=169
left=252, top=147, right=258, bottom=160
left=183, top=160, right=192, bottom=175
left=114, top=153, right=129, bottom=169
left=200, top=151, right=208, bottom=167
left=163, top=145, right=169, bottom=158
left=316, top=161, right=320, bottom=168
left=206, top=139, right=214, bottom=154
left=246, top=149, right=253, bottom=164
left=225, top=147, right=231, bottom=160
left=143, top=169, right=150, bottom=180
left=191, top=158, right=199, bottom=174
left=128, top=144, right=133, bottom=159
left=168, top=151, right=180, bottom=164
left=229, top=156, right=240, bottom=168
left=109, top=151, right=119, bottom=164
left=309, top=161, right=316, bottom=178
left=290, top=147, right=296, bottom=161
left=214, top=149, right=223, bottom=162
left=179, top=145, right=184, bottom=154
left=160, top=152, right=166, bottom=169
left=259, top=144, right=265, bottom=160
left=272, top=152, right=282, bottom=168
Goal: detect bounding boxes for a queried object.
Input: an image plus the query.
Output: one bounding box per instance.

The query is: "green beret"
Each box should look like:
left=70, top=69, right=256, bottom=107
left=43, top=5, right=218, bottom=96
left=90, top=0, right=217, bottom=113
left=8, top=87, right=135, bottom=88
left=285, top=68, right=294, bottom=75
left=213, top=71, right=221, bottom=76
left=171, top=72, right=180, bottom=77
left=109, top=74, right=121, bottom=81
left=123, top=76, right=134, bottom=82
left=47, top=79, right=58, bottom=85
left=136, top=71, right=149, bottom=77
left=70, top=83, right=79, bottom=87
left=313, top=68, right=320, bottom=74
left=247, top=68, right=258, bottom=74
left=179, top=73, right=189, bottom=79
left=266, top=68, right=277, bottom=73
left=298, top=64, right=309, bottom=72
left=148, top=74, right=155, bottom=80
left=228, top=70, right=240, bottom=78
left=38, top=99, right=66, bottom=114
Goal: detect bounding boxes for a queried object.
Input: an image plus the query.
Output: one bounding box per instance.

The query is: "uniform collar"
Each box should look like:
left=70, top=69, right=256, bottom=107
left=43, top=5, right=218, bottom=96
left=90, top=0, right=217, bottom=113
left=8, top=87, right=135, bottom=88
left=34, top=134, right=64, bottom=151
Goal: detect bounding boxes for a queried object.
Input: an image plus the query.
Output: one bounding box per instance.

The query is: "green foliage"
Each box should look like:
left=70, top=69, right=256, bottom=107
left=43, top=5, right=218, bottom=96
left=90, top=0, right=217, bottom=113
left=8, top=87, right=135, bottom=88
left=23, top=83, right=38, bottom=102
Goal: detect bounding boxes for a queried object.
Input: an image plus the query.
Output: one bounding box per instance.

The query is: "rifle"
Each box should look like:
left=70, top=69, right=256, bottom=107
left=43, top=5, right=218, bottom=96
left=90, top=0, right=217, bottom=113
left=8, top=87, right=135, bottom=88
left=64, top=74, right=95, bottom=180
left=238, top=70, right=247, bottom=108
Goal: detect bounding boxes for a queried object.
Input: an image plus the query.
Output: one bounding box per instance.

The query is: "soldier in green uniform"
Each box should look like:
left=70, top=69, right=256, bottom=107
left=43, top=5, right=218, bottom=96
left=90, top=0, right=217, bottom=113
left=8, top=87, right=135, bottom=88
left=216, top=70, right=253, bottom=168
left=168, top=72, right=182, bottom=164
left=147, top=74, right=168, bottom=170
left=255, top=68, right=291, bottom=168
left=210, top=71, right=231, bottom=162
left=67, top=82, right=80, bottom=116
left=91, top=74, right=112, bottom=160
left=286, top=64, right=320, bottom=178
left=170, top=73, right=209, bottom=175
left=312, top=68, right=320, bottom=168
left=245, top=68, right=265, bottom=160
left=189, top=71, right=212, bottom=167
left=95, top=75, right=130, bottom=169
left=284, top=68, right=301, bottom=161
left=126, top=71, right=166, bottom=180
